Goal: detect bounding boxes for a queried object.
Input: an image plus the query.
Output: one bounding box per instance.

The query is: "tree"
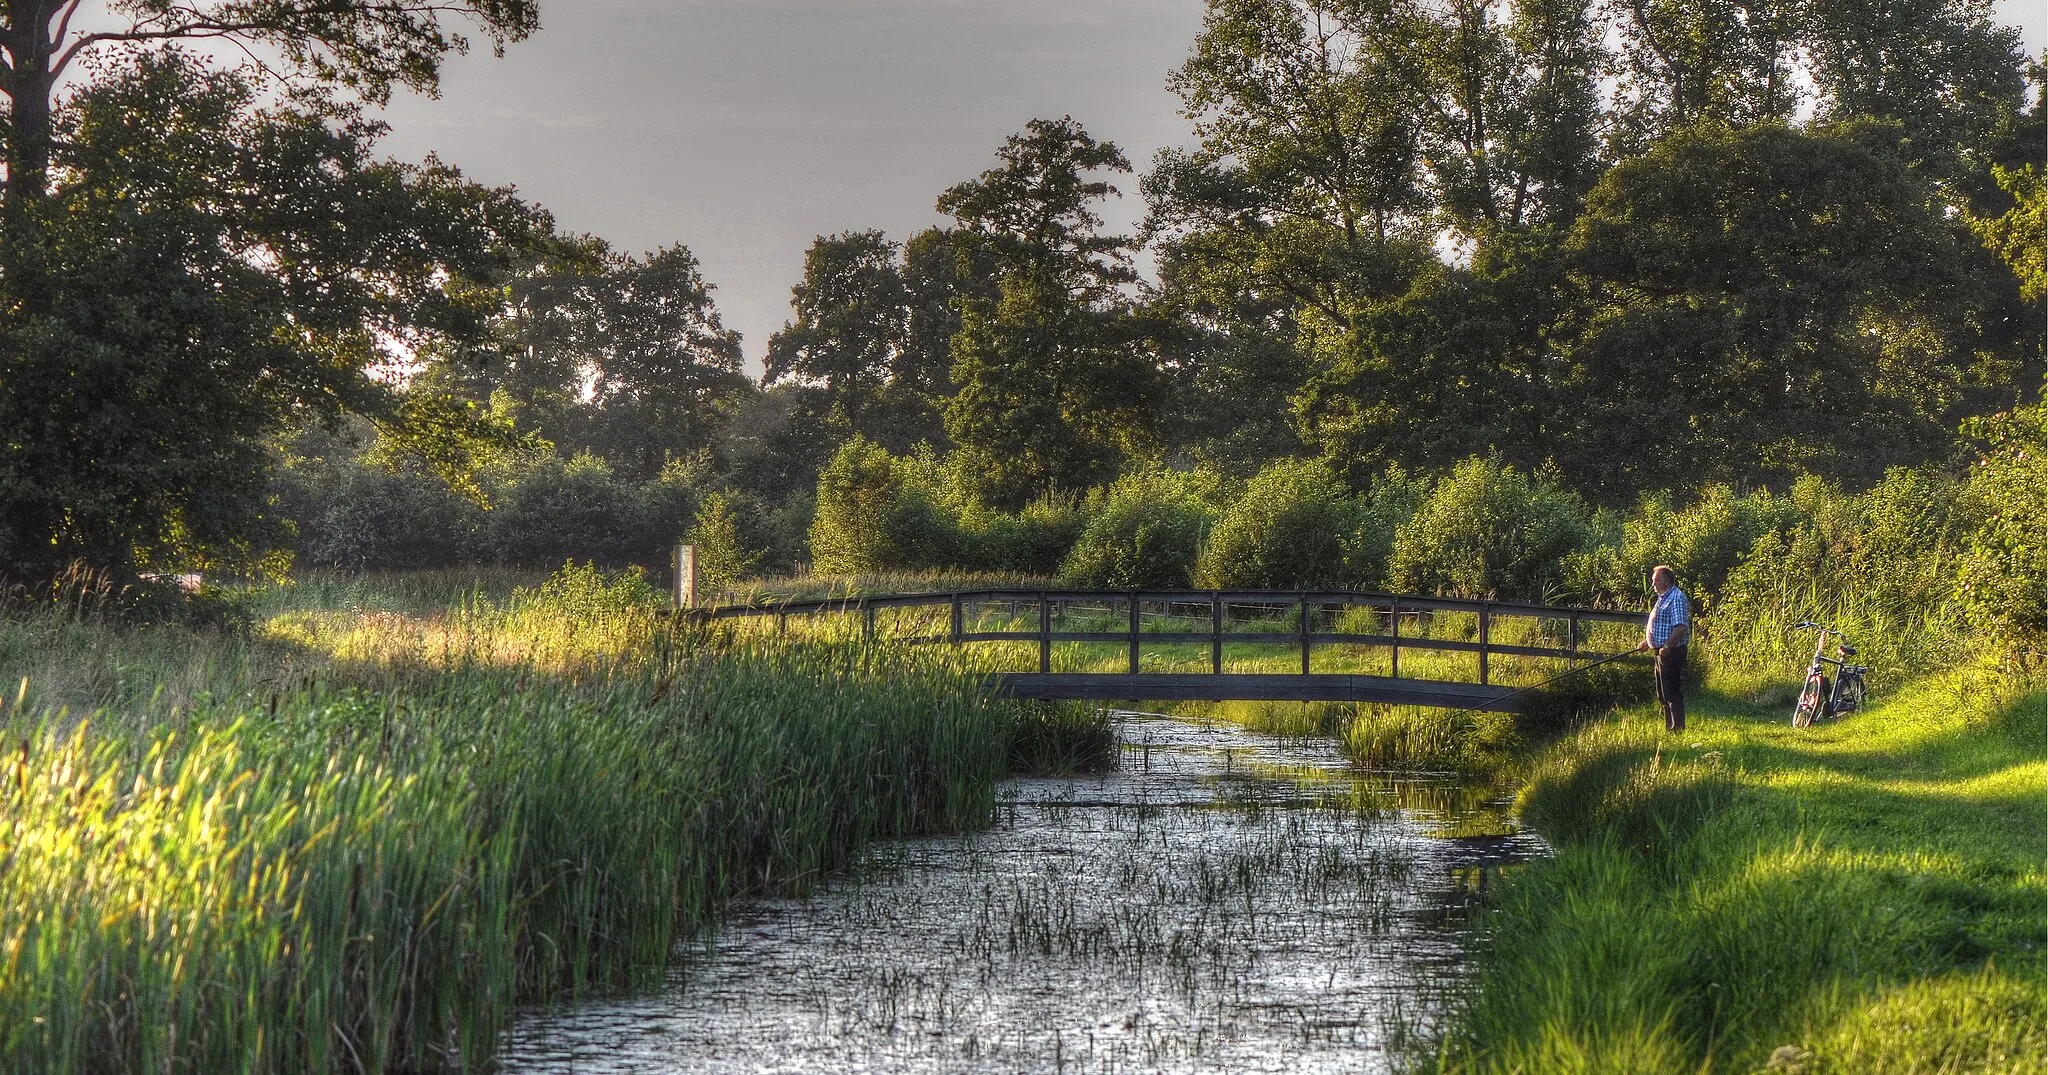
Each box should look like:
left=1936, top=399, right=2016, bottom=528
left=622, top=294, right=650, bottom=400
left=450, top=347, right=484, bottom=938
left=1604, top=0, right=2026, bottom=166
left=1292, top=231, right=1574, bottom=484
left=1552, top=123, right=1993, bottom=501
left=1149, top=0, right=1437, bottom=333
left=1149, top=0, right=2032, bottom=504
left=938, top=117, right=1161, bottom=507
left=1147, top=236, right=1310, bottom=474
left=897, top=225, right=998, bottom=444
left=1969, top=162, right=2046, bottom=303
left=0, top=1, right=541, bottom=582
left=1151, top=0, right=1606, bottom=293
left=0, top=52, right=544, bottom=580
left=765, top=231, right=920, bottom=446
left=583, top=244, right=749, bottom=479
left=685, top=491, right=761, bottom=594
left=0, top=0, right=538, bottom=219
left=1147, top=0, right=1606, bottom=481
left=429, top=230, right=612, bottom=450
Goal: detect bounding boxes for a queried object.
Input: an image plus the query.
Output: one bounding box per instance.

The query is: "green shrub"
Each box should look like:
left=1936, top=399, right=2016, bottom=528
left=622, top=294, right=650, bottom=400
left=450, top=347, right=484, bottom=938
left=1195, top=458, right=1362, bottom=589
left=1058, top=468, right=1216, bottom=588
left=809, top=436, right=910, bottom=574
left=1952, top=403, right=2045, bottom=661
left=686, top=492, right=763, bottom=595
left=1352, top=465, right=1429, bottom=590
left=957, top=493, right=1086, bottom=576
left=1564, top=483, right=1793, bottom=609
left=1710, top=470, right=1971, bottom=679
left=486, top=452, right=656, bottom=569
left=284, top=460, right=486, bottom=571
left=809, top=438, right=1090, bottom=578
left=746, top=489, right=817, bottom=576
left=1389, top=457, right=1593, bottom=600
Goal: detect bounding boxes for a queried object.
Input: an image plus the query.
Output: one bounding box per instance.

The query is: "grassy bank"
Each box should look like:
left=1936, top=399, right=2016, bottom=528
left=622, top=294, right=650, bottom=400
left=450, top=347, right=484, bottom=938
left=1430, top=662, right=2045, bottom=1073
left=0, top=567, right=1103, bottom=1074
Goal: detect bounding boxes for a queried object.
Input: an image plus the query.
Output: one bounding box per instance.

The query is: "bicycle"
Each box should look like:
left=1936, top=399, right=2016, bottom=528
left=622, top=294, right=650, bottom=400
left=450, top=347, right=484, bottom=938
left=1790, top=621, right=1868, bottom=727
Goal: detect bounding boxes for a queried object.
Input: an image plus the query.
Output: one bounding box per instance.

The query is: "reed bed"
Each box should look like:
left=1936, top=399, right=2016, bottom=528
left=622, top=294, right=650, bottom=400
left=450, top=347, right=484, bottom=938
left=0, top=565, right=1082, bottom=1074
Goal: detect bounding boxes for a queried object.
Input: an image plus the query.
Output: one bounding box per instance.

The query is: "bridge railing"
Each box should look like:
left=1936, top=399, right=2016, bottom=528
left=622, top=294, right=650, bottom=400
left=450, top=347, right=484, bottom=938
left=687, top=588, right=1644, bottom=687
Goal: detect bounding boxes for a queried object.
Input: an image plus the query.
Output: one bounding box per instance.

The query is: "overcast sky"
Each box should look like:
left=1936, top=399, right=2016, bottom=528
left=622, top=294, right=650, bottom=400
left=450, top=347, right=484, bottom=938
left=366, top=0, right=2047, bottom=372
left=373, top=1, right=1206, bottom=371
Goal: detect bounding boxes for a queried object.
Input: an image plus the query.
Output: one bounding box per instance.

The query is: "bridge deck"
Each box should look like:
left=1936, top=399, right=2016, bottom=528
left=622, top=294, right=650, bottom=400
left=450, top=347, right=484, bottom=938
left=684, top=586, right=1645, bottom=712
left=994, top=672, right=1523, bottom=711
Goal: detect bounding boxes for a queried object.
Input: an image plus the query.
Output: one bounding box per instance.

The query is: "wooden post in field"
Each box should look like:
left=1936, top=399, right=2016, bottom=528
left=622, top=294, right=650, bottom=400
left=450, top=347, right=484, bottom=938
left=674, top=544, right=698, bottom=610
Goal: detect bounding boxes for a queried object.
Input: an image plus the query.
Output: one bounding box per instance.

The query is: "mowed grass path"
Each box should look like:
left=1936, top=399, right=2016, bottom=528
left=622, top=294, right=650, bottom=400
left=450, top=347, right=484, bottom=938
left=1435, top=666, right=2046, bottom=1073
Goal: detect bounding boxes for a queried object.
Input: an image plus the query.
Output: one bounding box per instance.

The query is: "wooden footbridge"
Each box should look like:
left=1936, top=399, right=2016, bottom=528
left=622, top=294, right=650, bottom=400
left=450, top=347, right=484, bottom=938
left=689, top=588, right=1644, bottom=713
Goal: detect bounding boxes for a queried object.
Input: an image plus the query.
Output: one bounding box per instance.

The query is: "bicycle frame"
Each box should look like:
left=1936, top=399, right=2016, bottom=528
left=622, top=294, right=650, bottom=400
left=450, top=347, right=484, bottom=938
left=1791, top=621, right=1869, bottom=726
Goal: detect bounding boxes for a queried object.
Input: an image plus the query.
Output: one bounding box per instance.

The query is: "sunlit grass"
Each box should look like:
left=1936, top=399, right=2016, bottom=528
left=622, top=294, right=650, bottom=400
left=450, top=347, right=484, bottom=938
left=1429, top=659, right=2047, bottom=1073
left=0, top=564, right=1110, bottom=1073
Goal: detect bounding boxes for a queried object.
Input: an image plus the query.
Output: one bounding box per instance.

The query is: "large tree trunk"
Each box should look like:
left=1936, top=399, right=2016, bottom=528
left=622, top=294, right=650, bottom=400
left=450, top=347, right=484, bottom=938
left=0, top=3, right=60, bottom=323
left=0, top=3, right=59, bottom=218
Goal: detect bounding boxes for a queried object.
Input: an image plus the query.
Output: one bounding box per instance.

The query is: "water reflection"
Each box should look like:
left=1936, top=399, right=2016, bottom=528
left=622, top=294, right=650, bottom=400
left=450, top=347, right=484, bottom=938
left=500, top=712, right=1544, bottom=1074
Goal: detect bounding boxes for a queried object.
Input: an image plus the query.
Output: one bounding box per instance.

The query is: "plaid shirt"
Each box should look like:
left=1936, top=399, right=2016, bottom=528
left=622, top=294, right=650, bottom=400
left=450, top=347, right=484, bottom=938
left=1646, top=587, right=1690, bottom=648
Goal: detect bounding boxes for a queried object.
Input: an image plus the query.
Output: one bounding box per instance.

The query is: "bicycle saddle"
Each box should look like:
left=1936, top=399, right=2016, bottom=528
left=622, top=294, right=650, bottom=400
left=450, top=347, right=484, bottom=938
left=1837, top=643, right=1857, bottom=656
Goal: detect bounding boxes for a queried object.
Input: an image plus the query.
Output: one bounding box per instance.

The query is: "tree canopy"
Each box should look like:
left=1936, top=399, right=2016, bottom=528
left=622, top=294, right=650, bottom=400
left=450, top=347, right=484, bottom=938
left=0, top=0, right=2038, bottom=586
left=0, top=52, right=544, bottom=579
left=937, top=117, right=1162, bottom=507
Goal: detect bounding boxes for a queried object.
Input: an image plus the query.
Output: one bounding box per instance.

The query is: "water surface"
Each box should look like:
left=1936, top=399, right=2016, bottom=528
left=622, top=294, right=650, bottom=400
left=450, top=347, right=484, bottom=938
left=501, top=713, right=1541, bottom=1074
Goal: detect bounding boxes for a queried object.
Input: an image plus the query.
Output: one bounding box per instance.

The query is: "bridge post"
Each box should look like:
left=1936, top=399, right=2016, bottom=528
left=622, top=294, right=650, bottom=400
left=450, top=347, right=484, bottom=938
left=1210, top=594, right=1223, bottom=674
left=1390, top=600, right=1400, bottom=679
left=1479, top=605, right=1490, bottom=685
left=1128, top=595, right=1141, bottom=674
left=1038, top=592, right=1051, bottom=673
left=950, top=593, right=963, bottom=644
left=863, top=601, right=875, bottom=641
left=1568, top=611, right=1580, bottom=664
left=1299, top=592, right=1311, bottom=676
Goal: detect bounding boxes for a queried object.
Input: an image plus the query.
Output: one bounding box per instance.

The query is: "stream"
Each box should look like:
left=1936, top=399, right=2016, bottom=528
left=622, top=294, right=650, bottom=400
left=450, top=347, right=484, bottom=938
left=499, top=712, right=1544, bottom=1074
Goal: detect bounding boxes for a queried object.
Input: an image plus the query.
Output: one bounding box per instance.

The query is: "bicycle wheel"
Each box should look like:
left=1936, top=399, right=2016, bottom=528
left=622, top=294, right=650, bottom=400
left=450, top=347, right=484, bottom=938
left=1832, top=673, right=1865, bottom=715
left=1793, top=673, right=1828, bottom=727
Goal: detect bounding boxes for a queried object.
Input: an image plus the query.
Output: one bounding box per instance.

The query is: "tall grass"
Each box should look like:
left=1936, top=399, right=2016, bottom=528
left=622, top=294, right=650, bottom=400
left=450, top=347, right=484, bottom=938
left=0, top=565, right=1052, bottom=1073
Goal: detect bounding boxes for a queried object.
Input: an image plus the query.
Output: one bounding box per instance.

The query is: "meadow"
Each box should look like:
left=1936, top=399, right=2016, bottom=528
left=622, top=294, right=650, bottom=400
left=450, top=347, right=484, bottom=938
left=1420, top=650, right=2044, bottom=1073
left=3, top=546, right=2037, bottom=1074
left=0, top=565, right=1107, bottom=1074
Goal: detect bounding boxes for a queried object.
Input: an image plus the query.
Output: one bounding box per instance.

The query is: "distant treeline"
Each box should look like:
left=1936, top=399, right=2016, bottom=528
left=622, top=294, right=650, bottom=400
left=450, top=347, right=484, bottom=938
left=284, top=402, right=2042, bottom=672
left=0, top=0, right=2040, bottom=612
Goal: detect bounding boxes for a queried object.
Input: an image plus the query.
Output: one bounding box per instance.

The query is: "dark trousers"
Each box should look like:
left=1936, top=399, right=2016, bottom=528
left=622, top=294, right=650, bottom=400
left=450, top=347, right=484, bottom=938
left=1656, top=644, right=1688, bottom=732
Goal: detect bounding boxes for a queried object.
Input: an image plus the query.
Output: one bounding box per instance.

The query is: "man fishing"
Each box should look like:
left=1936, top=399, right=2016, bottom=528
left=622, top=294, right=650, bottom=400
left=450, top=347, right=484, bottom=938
left=1636, top=565, right=1691, bottom=733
